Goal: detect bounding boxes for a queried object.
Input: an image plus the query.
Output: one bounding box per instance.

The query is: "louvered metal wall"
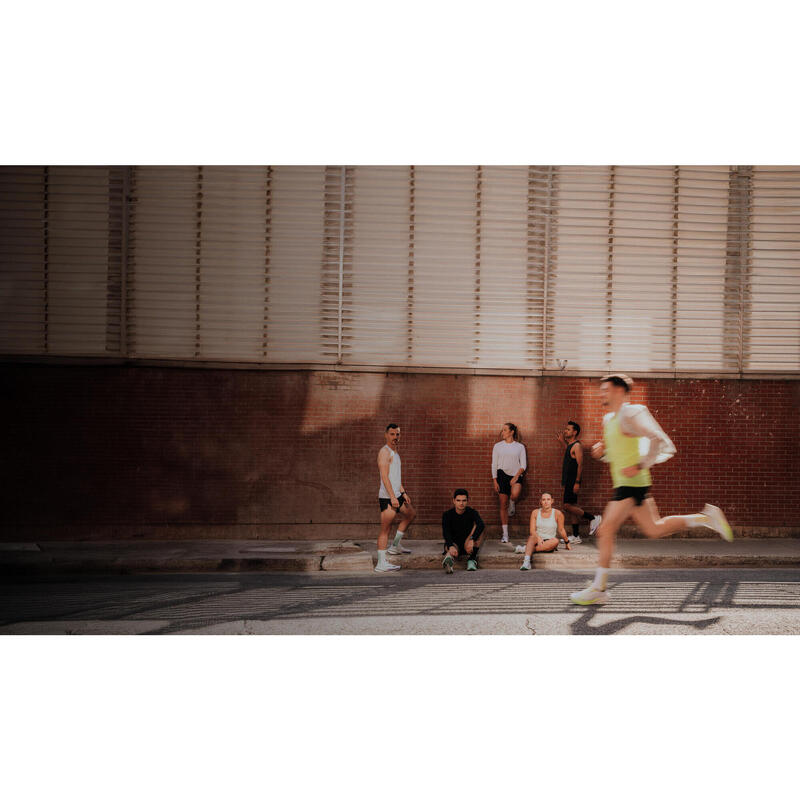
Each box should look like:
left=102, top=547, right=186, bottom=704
left=1, top=165, right=799, bottom=376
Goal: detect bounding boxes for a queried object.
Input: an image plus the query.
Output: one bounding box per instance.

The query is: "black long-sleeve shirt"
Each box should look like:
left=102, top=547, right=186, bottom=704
left=441, top=507, right=485, bottom=549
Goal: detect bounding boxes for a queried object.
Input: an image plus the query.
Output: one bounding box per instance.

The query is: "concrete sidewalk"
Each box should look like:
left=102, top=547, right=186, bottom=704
left=1, top=537, right=799, bottom=575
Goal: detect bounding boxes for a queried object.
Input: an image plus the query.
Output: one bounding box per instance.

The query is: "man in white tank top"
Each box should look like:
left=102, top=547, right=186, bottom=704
left=519, top=492, right=570, bottom=570
left=375, top=423, right=417, bottom=572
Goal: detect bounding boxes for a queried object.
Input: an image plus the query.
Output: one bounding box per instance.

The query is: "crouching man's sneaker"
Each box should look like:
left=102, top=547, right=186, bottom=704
left=569, top=584, right=610, bottom=605
left=442, top=554, right=454, bottom=574
left=466, top=559, right=478, bottom=571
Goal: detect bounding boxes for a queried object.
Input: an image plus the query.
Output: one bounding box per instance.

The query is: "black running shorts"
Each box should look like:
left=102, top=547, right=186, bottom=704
left=379, top=493, right=408, bottom=512
left=443, top=535, right=474, bottom=557
left=612, top=485, right=651, bottom=506
left=563, top=486, right=579, bottom=505
left=496, top=470, right=523, bottom=496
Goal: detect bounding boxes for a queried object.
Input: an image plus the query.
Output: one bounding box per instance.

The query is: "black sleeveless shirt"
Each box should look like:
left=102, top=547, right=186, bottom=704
left=562, top=441, right=579, bottom=487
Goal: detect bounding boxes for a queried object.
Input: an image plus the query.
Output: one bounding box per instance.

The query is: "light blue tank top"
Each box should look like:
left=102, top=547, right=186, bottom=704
left=378, top=446, right=402, bottom=498
left=536, top=509, right=558, bottom=540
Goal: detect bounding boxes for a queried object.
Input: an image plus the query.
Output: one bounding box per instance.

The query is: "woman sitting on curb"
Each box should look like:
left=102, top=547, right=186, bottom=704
left=520, top=492, right=571, bottom=570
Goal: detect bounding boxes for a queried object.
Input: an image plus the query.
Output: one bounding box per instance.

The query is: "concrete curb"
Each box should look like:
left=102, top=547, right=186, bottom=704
left=1, top=539, right=798, bottom=575
left=376, top=553, right=800, bottom=571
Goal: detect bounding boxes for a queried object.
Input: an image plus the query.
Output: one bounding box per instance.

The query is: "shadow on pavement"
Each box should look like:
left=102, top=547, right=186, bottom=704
left=1, top=569, right=799, bottom=634
left=568, top=604, right=723, bottom=635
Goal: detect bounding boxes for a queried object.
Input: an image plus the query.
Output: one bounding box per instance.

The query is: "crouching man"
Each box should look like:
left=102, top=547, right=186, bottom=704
left=442, top=488, right=486, bottom=573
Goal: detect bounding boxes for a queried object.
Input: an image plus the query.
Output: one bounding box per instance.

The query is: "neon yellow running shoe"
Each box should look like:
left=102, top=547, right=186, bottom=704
left=703, top=504, right=733, bottom=542
left=570, top=584, right=610, bottom=605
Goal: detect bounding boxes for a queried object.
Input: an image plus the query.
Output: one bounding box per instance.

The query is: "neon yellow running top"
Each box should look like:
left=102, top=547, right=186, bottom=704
left=603, top=411, right=652, bottom=488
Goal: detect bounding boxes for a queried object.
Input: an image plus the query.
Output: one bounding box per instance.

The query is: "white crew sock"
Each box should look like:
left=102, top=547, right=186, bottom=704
left=502, top=524, right=509, bottom=536
left=593, top=567, right=609, bottom=590
left=392, top=531, right=405, bottom=547
left=686, top=513, right=709, bottom=529
left=377, top=549, right=387, bottom=566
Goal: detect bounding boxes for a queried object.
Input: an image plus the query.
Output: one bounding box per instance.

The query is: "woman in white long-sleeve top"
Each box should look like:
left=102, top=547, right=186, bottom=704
left=491, top=422, right=527, bottom=543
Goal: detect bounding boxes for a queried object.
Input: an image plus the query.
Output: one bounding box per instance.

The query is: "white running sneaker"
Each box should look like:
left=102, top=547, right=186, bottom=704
left=514, top=544, right=526, bottom=554
left=568, top=535, right=582, bottom=544
left=374, top=561, right=401, bottom=572
left=520, top=559, right=531, bottom=571
left=500, top=534, right=509, bottom=544
left=508, top=499, right=516, bottom=517
left=442, top=554, right=454, bottom=574
left=387, top=543, right=411, bottom=555
left=589, top=515, right=602, bottom=535
left=703, top=503, right=733, bottom=542
left=570, top=584, right=610, bottom=605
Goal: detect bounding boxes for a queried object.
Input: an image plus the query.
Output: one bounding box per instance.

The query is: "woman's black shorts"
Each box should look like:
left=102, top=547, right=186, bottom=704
left=496, top=470, right=523, bottom=496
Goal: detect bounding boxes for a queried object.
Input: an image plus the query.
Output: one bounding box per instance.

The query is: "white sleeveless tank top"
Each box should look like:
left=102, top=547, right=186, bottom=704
left=536, top=508, right=558, bottom=540
left=378, top=445, right=402, bottom=498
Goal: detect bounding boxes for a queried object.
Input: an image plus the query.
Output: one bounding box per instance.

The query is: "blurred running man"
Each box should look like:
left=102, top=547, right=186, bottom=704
left=519, top=492, right=571, bottom=570
left=556, top=420, right=601, bottom=543
left=376, top=423, right=417, bottom=572
left=492, top=422, right=527, bottom=543
left=570, top=374, right=733, bottom=605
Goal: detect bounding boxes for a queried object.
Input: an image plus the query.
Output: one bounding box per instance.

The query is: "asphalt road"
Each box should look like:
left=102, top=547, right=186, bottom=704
left=1, top=568, right=799, bottom=635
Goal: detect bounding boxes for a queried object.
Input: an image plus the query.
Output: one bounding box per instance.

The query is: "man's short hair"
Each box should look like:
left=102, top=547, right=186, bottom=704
left=386, top=423, right=399, bottom=431
left=600, top=373, right=633, bottom=393
left=567, top=420, right=581, bottom=436
left=453, top=488, right=469, bottom=499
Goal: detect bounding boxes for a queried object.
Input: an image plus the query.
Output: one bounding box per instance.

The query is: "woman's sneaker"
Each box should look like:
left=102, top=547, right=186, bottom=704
left=589, top=515, right=602, bottom=535
left=520, top=558, right=531, bottom=571
left=374, top=561, right=401, bottom=572
left=387, top=543, right=411, bottom=555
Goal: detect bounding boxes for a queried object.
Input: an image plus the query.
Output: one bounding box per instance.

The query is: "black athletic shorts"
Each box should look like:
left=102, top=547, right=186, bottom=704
left=612, top=485, right=651, bottom=506
left=563, top=486, right=579, bottom=505
left=496, top=469, right=523, bottom=496
left=379, top=492, right=408, bottom=512
left=443, top=535, right=474, bottom=558
left=442, top=535, right=478, bottom=558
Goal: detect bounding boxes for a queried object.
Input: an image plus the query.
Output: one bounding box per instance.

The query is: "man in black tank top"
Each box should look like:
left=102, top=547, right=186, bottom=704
left=557, top=420, right=601, bottom=542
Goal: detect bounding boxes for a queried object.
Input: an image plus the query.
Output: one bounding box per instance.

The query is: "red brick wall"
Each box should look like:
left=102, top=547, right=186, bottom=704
left=3, top=364, right=799, bottom=539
